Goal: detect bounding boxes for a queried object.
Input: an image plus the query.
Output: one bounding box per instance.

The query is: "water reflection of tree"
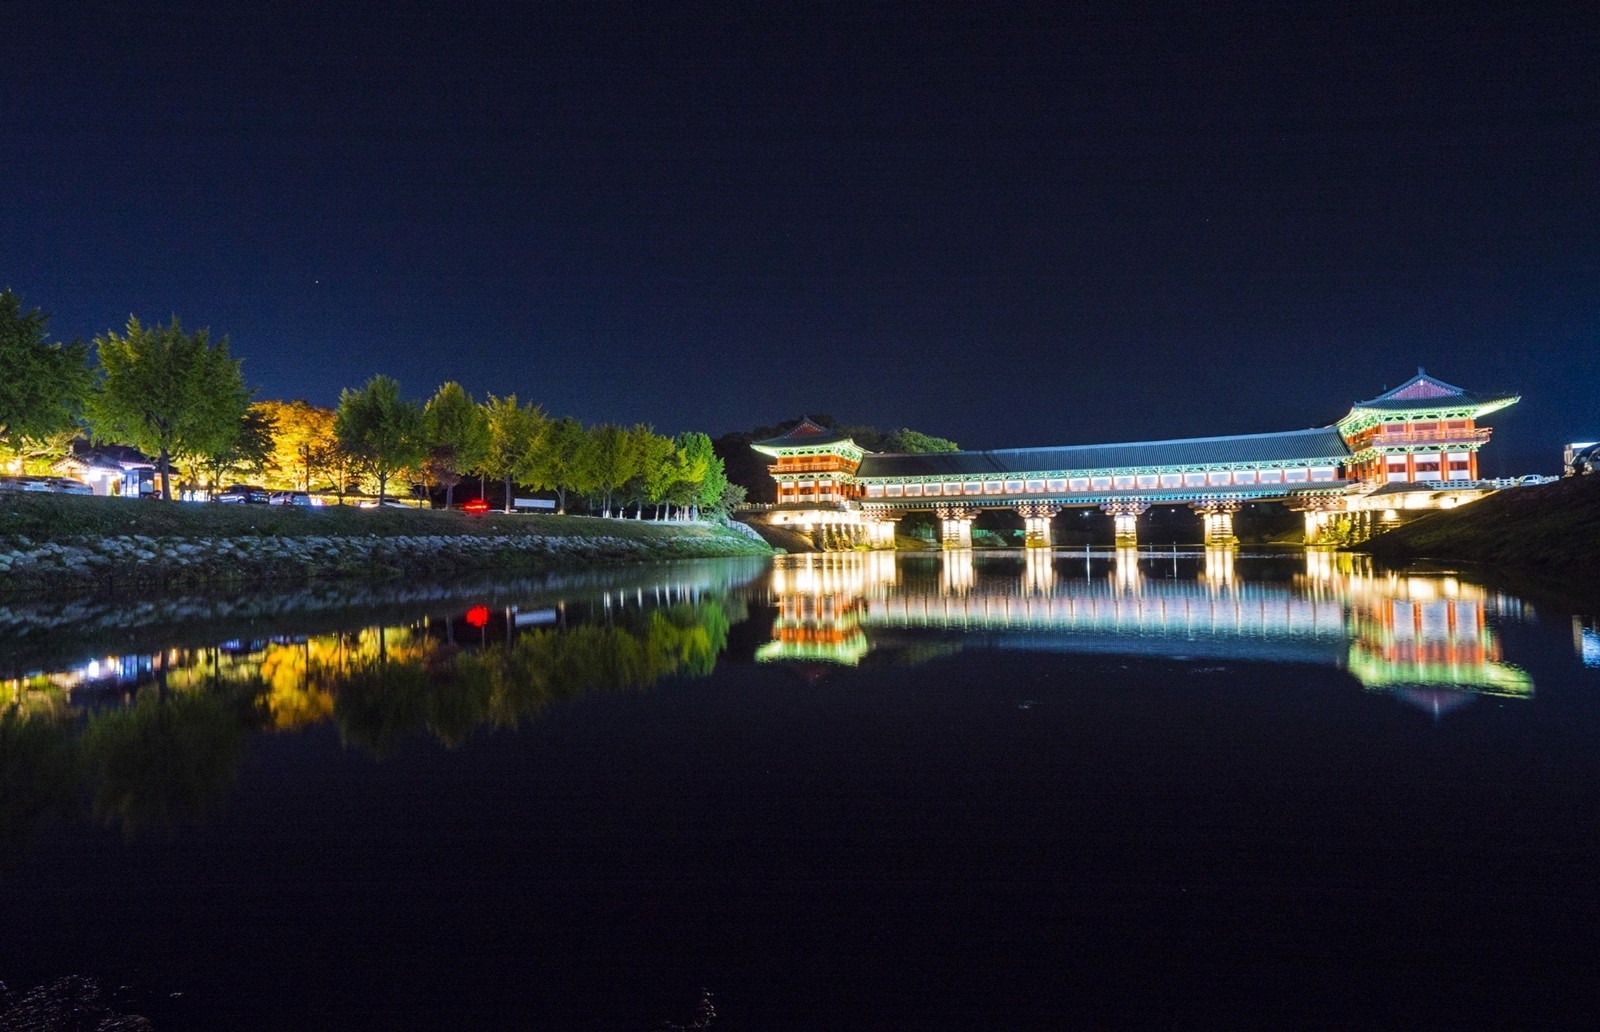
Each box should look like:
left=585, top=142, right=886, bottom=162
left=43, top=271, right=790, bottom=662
left=0, top=706, right=80, bottom=865
left=334, top=601, right=731, bottom=756
left=2, top=599, right=735, bottom=851
left=80, top=690, right=254, bottom=836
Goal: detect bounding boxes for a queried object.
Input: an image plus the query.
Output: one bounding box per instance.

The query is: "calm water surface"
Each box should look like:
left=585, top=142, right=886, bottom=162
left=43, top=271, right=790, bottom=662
left=4, top=551, right=1600, bottom=1030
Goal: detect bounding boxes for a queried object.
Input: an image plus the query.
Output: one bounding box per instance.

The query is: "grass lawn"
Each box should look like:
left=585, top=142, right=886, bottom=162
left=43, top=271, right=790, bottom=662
left=0, top=493, right=752, bottom=544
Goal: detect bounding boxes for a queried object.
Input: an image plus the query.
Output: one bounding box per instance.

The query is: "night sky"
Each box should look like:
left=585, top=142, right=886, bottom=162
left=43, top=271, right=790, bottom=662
left=5, top=2, right=1596, bottom=472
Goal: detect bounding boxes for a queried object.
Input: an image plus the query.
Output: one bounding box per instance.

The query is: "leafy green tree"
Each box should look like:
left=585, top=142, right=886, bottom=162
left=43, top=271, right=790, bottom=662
left=581, top=423, right=640, bottom=517
left=314, top=439, right=369, bottom=502
left=884, top=428, right=961, bottom=453
left=424, top=381, right=490, bottom=508
left=521, top=415, right=588, bottom=513
left=628, top=426, right=676, bottom=518
left=186, top=405, right=275, bottom=493
left=480, top=394, right=546, bottom=512
left=333, top=374, right=425, bottom=505
left=673, top=432, right=726, bottom=519
left=85, top=316, right=250, bottom=501
left=696, top=455, right=731, bottom=518
left=0, top=290, right=92, bottom=468
left=710, top=479, right=746, bottom=516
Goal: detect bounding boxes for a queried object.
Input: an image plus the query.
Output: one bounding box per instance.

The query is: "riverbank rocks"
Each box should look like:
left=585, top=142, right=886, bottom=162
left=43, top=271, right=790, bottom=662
left=0, top=526, right=770, bottom=595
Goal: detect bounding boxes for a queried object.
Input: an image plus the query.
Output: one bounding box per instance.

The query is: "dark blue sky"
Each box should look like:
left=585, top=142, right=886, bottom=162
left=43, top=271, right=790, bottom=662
left=4, top=1, right=1596, bottom=471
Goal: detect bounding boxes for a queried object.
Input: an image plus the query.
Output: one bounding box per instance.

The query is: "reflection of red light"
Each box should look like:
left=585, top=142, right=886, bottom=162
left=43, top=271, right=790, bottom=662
left=465, top=605, right=490, bottom=629
left=463, top=498, right=490, bottom=514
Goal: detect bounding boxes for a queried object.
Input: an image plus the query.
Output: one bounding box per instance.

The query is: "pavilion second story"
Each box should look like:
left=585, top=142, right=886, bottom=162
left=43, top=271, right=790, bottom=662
left=1336, top=371, right=1518, bottom=485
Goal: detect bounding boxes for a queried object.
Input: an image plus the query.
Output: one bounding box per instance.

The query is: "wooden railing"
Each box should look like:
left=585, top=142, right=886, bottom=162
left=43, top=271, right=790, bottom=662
left=1367, top=427, right=1491, bottom=446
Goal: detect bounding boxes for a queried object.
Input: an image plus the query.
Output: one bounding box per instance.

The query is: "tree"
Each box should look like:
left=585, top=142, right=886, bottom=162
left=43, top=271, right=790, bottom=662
left=333, top=375, right=425, bottom=505
left=627, top=425, right=676, bottom=518
left=656, top=431, right=711, bottom=519
left=187, top=405, right=276, bottom=493
left=884, top=428, right=960, bottom=454
left=423, top=382, right=490, bottom=508
left=0, top=290, right=92, bottom=468
left=257, top=399, right=337, bottom=492
left=315, top=439, right=369, bottom=502
left=581, top=423, right=638, bottom=517
left=710, top=479, right=746, bottom=516
left=522, top=415, right=589, bottom=513
left=85, top=316, right=249, bottom=501
left=480, top=394, right=545, bottom=513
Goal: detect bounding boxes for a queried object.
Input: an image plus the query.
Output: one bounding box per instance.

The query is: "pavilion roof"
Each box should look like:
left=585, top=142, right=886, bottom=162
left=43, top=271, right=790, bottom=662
left=58, top=439, right=155, bottom=471
left=752, top=418, right=859, bottom=454
left=855, top=426, right=1351, bottom=479
left=1347, top=371, right=1518, bottom=414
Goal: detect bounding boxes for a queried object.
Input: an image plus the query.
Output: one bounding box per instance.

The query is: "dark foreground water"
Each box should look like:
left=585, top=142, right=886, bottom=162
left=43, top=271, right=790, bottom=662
left=4, top=551, right=1600, bottom=1030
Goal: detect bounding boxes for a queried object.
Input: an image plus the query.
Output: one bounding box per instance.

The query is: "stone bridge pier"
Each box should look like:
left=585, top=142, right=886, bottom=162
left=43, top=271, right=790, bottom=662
left=1291, top=497, right=1347, bottom=545
left=1192, top=499, right=1241, bottom=547
left=1017, top=502, right=1063, bottom=548
left=1100, top=500, right=1150, bottom=548
left=862, top=511, right=900, bottom=549
left=936, top=505, right=976, bottom=550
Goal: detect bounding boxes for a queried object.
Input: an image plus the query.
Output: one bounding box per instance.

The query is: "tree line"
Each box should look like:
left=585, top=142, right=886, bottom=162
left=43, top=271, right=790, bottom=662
left=0, top=290, right=741, bottom=516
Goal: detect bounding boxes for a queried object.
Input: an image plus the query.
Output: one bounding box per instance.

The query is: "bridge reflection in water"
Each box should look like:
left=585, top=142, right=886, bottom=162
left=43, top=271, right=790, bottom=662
left=757, top=550, right=1532, bottom=708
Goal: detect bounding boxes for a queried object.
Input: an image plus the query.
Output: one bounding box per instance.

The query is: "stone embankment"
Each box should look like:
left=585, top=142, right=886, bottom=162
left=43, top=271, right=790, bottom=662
left=0, top=529, right=770, bottom=594
left=1359, top=474, right=1600, bottom=585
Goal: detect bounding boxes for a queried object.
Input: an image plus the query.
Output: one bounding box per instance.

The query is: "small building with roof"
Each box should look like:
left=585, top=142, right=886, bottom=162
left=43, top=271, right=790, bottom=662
left=54, top=440, right=158, bottom=497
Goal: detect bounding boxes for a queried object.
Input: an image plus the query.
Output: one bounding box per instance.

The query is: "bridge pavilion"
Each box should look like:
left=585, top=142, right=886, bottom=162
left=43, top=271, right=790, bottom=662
left=750, top=371, right=1518, bottom=549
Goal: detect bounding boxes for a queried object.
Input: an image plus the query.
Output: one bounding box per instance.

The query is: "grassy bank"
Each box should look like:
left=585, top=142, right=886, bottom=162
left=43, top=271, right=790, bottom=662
left=0, top=492, right=755, bottom=543
left=0, top=493, right=772, bottom=595
left=1359, top=475, right=1600, bottom=585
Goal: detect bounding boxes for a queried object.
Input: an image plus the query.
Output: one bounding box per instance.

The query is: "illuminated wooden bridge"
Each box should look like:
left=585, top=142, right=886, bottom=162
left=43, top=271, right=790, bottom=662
left=751, top=371, right=1517, bottom=548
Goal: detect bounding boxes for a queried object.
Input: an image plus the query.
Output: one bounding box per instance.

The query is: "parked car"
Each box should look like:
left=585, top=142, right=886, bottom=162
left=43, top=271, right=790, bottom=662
left=0, top=476, right=89, bottom=494
left=270, top=491, right=314, bottom=506
left=215, top=484, right=272, bottom=504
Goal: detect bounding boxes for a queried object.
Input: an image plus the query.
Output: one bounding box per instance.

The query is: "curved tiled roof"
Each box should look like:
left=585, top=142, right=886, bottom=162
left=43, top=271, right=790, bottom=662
left=752, top=418, right=857, bottom=452
left=1348, top=372, right=1518, bottom=413
left=856, top=426, right=1351, bottom=479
